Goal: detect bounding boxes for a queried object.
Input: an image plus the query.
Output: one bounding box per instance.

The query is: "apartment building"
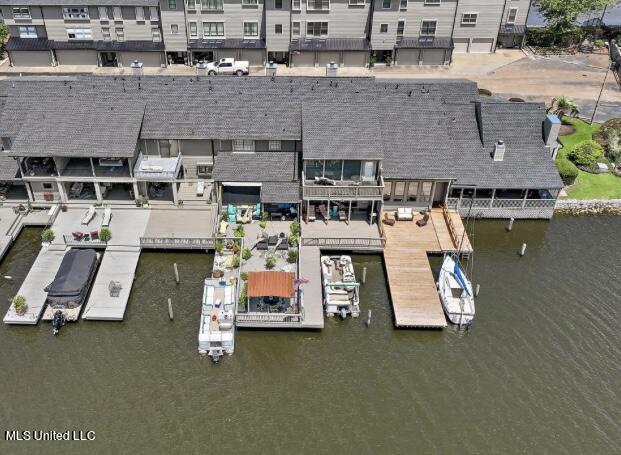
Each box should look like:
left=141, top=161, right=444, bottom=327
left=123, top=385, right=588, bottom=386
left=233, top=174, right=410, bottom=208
left=2, top=0, right=531, bottom=67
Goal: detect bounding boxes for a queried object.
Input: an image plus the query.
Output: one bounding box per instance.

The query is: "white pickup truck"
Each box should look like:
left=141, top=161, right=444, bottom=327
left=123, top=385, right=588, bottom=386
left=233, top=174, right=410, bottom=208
left=205, top=58, right=249, bottom=76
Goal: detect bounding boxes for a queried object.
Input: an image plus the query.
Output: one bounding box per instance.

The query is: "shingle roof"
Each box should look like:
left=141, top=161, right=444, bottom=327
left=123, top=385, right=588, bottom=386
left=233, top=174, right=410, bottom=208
left=0, top=154, right=20, bottom=180
left=290, top=38, right=369, bottom=51
left=213, top=151, right=298, bottom=182
left=187, top=39, right=266, bottom=50
left=6, top=37, right=164, bottom=52
left=396, top=37, right=454, bottom=49
left=261, top=181, right=300, bottom=203
left=6, top=37, right=52, bottom=51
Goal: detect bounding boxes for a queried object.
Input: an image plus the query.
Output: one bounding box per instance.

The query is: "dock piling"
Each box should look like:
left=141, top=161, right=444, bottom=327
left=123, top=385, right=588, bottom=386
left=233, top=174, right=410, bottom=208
left=366, top=309, right=372, bottom=327
left=519, top=243, right=527, bottom=257
left=362, top=267, right=367, bottom=284
left=475, top=284, right=480, bottom=297
left=173, top=263, right=179, bottom=284
left=507, top=217, right=514, bottom=232
left=168, top=298, right=174, bottom=320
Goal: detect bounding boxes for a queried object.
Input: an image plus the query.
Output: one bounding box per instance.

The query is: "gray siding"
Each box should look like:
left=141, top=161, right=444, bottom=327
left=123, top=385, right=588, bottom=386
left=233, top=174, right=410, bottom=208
left=452, top=0, right=504, bottom=42
left=500, top=0, right=529, bottom=27
left=186, top=0, right=264, bottom=40
left=293, top=0, right=370, bottom=39
left=265, top=0, right=290, bottom=52
left=370, top=0, right=397, bottom=50
left=161, top=1, right=187, bottom=52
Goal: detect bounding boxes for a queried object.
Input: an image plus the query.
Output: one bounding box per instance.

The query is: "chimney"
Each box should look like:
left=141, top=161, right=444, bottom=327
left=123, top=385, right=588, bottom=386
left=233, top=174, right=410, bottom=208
left=544, top=114, right=561, bottom=157
left=493, top=140, right=505, bottom=161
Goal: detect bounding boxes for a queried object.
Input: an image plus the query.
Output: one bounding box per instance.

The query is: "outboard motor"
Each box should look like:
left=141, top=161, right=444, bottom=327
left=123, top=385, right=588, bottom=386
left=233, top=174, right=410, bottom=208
left=209, top=349, right=221, bottom=364
left=340, top=308, right=348, bottom=320
left=52, top=310, right=65, bottom=336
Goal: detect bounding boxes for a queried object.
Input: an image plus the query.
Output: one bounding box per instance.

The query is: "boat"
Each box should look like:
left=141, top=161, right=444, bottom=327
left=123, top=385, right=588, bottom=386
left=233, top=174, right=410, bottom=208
left=320, top=255, right=360, bottom=319
left=41, top=248, right=99, bottom=335
left=437, top=255, right=475, bottom=326
left=198, top=278, right=236, bottom=363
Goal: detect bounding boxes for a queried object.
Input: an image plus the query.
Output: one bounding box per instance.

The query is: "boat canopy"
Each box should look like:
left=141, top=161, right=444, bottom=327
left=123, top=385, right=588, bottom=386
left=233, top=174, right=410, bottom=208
left=44, top=249, right=97, bottom=297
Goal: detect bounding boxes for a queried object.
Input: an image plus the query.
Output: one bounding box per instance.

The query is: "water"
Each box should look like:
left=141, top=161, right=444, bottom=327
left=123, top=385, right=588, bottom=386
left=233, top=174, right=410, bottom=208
left=1, top=219, right=621, bottom=454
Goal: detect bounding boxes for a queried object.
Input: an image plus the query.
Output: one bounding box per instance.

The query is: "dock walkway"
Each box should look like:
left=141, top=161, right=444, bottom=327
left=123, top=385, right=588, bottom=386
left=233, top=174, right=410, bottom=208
left=299, top=245, right=324, bottom=329
left=82, top=246, right=141, bottom=321
left=382, top=207, right=472, bottom=328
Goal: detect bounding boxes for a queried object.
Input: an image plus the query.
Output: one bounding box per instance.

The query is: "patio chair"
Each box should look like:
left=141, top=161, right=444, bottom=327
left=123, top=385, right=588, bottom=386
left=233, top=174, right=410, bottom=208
left=101, top=207, right=112, bottom=227
left=338, top=210, right=348, bottom=223
left=218, top=220, right=228, bottom=236
left=196, top=180, right=205, bottom=197
left=318, top=204, right=330, bottom=223
left=90, top=230, right=99, bottom=240
left=72, top=231, right=84, bottom=240
left=306, top=205, right=316, bottom=222
left=81, top=205, right=96, bottom=225
left=396, top=207, right=414, bottom=221
left=416, top=212, right=430, bottom=227
left=268, top=235, right=279, bottom=246
left=256, top=239, right=269, bottom=251
left=276, top=239, right=289, bottom=250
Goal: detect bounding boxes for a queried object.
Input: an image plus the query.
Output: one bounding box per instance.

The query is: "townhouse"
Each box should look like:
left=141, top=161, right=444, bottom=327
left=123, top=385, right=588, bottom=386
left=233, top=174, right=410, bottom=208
left=2, top=0, right=531, bottom=67
left=0, top=76, right=562, bottom=220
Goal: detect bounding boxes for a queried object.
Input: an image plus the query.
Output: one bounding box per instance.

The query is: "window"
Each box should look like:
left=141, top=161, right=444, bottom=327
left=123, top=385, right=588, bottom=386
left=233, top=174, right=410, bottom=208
left=275, top=0, right=282, bottom=7
left=171, top=24, right=179, bottom=34
left=168, top=0, right=177, bottom=8
left=383, top=182, right=392, bottom=200
left=393, top=181, right=405, bottom=201
left=305, top=160, right=323, bottom=179
left=67, top=27, right=92, bottom=39
left=421, top=20, right=436, bottom=36
left=382, top=0, right=390, bottom=8
left=507, top=7, right=518, bottom=24
left=12, top=7, right=30, bottom=18
left=18, top=25, right=36, bottom=38
left=136, top=7, right=145, bottom=21
left=380, top=23, right=388, bottom=33
left=324, top=160, right=342, bottom=180
left=202, top=0, right=223, bottom=10
left=101, top=27, right=111, bottom=40
left=115, top=27, right=124, bottom=41
left=98, top=7, right=109, bottom=20
left=424, top=0, right=440, bottom=4
left=292, top=0, right=301, bottom=9
left=307, top=0, right=329, bottom=10
left=307, top=21, right=328, bottom=37
left=399, top=0, right=407, bottom=9
left=232, top=140, right=254, bottom=152
left=461, top=12, right=477, bottom=25
left=149, top=6, right=159, bottom=20
left=152, top=27, right=161, bottom=42
left=269, top=140, right=281, bottom=151
left=113, top=7, right=122, bottom=20
left=203, top=21, right=224, bottom=36
left=407, top=182, right=419, bottom=202
left=292, top=21, right=300, bottom=36
left=343, top=160, right=361, bottom=180
left=43, top=183, right=53, bottom=190
left=189, top=21, right=197, bottom=37
left=275, top=24, right=283, bottom=34
left=187, top=0, right=196, bottom=9
left=349, top=0, right=365, bottom=5
left=242, top=0, right=258, bottom=5
left=397, top=19, right=404, bottom=37
left=63, top=7, right=89, bottom=19
left=243, top=21, right=258, bottom=37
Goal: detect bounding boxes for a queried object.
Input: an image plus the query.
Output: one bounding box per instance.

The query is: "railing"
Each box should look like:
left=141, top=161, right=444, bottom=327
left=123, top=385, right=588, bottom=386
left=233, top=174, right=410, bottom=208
left=140, top=237, right=215, bottom=249
left=447, top=198, right=557, bottom=210
left=301, top=236, right=385, bottom=250
left=63, top=235, right=108, bottom=248
left=302, top=172, right=384, bottom=200
left=236, top=312, right=302, bottom=324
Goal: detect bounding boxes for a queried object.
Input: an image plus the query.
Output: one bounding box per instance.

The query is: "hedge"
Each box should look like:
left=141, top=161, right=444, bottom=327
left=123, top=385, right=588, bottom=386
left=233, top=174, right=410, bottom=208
left=568, top=140, right=604, bottom=167
left=556, top=158, right=579, bottom=185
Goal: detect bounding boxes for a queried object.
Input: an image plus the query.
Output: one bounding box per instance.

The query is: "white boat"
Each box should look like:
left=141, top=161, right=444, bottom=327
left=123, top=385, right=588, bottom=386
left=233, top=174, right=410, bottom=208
left=198, top=278, right=236, bottom=362
left=437, top=255, right=475, bottom=326
left=321, top=255, right=360, bottom=319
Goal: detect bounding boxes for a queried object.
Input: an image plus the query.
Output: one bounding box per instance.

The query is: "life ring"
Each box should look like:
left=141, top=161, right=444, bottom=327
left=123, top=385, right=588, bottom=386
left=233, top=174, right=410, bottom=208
left=211, top=314, right=217, bottom=321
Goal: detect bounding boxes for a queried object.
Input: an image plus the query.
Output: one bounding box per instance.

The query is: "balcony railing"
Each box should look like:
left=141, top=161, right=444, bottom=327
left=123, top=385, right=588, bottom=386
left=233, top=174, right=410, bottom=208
left=302, top=172, right=384, bottom=200
left=301, top=236, right=385, bottom=250
left=447, top=198, right=557, bottom=210
left=140, top=237, right=215, bottom=249
left=134, top=153, right=182, bottom=180
left=63, top=235, right=108, bottom=248
left=235, top=312, right=302, bottom=325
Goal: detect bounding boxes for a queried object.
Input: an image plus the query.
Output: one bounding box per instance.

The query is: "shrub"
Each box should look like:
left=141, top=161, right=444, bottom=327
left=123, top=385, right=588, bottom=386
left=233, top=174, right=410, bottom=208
left=287, top=249, right=298, bottom=264
left=259, top=220, right=267, bottom=229
left=12, top=295, right=26, bottom=315
left=261, top=211, right=269, bottom=222
left=605, top=129, right=621, bottom=162
left=215, top=240, right=224, bottom=255
left=231, top=256, right=240, bottom=268
left=290, top=220, right=300, bottom=235
left=238, top=284, right=248, bottom=309
left=568, top=140, right=604, bottom=167
left=242, top=248, right=252, bottom=260
left=41, top=228, right=55, bottom=243
left=99, top=228, right=112, bottom=242
left=240, top=272, right=248, bottom=281
left=233, top=224, right=245, bottom=238
left=555, top=158, right=579, bottom=185
left=288, top=234, right=299, bottom=246
left=595, top=39, right=606, bottom=48
left=265, top=257, right=277, bottom=269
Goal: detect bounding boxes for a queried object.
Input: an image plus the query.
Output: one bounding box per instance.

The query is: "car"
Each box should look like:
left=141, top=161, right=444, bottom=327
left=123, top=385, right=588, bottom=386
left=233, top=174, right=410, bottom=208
left=204, top=58, right=249, bottom=76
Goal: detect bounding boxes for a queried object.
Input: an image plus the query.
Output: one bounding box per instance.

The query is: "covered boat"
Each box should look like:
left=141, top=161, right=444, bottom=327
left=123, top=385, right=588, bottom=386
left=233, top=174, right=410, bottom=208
left=321, top=255, right=360, bottom=319
left=437, top=255, right=475, bottom=326
left=198, top=278, right=236, bottom=363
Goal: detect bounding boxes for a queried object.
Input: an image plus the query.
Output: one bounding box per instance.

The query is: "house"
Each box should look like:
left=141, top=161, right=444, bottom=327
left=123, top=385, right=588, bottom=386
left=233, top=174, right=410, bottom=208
left=0, top=75, right=562, bottom=219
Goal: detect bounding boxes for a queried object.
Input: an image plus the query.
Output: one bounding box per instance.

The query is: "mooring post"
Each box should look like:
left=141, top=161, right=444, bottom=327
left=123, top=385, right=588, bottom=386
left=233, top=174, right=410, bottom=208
left=519, top=243, right=527, bottom=257
left=362, top=267, right=367, bottom=284
left=475, top=284, right=480, bottom=297
left=173, top=263, right=179, bottom=284
left=366, top=309, right=372, bottom=327
left=507, top=217, right=514, bottom=232
left=168, top=298, right=174, bottom=320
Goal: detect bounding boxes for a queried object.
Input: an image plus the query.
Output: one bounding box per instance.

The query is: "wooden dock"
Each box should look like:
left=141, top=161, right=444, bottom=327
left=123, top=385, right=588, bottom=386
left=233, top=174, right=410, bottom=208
left=299, top=245, right=325, bottom=329
left=82, top=247, right=141, bottom=321
left=382, top=207, right=473, bottom=328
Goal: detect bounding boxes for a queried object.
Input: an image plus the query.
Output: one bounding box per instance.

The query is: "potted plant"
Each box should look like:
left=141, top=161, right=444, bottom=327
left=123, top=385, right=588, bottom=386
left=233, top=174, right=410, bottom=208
left=288, top=233, right=299, bottom=246
left=41, top=228, right=55, bottom=246
left=259, top=220, right=267, bottom=229
left=287, top=249, right=298, bottom=264
left=238, top=284, right=248, bottom=309
left=290, top=220, right=301, bottom=236
left=240, top=272, right=248, bottom=281
left=99, top=228, right=112, bottom=243
left=12, top=295, right=27, bottom=315
left=212, top=269, right=224, bottom=278
left=234, top=224, right=245, bottom=238
left=265, top=256, right=277, bottom=269
left=231, top=256, right=240, bottom=269
left=232, top=242, right=241, bottom=254
left=215, top=240, right=224, bottom=255
left=242, top=248, right=252, bottom=261
left=385, top=54, right=392, bottom=67
left=60, top=204, right=67, bottom=212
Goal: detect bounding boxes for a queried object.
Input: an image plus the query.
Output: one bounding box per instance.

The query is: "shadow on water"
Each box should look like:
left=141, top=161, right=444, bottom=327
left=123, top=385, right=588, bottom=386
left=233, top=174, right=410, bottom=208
left=1, top=218, right=621, bottom=453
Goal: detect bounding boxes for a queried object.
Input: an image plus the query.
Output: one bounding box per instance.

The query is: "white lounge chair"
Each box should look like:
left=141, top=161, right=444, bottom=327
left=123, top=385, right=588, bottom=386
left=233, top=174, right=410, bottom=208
left=81, top=205, right=96, bottom=225
left=196, top=181, right=205, bottom=197
left=102, top=207, right=112, bottom=227
left=396, top=207, right=414, bottom=221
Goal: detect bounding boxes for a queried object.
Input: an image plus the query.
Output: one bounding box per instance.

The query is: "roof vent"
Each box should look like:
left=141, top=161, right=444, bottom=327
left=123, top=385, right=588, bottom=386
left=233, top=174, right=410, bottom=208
left=493, top=140, right=505, bottom=162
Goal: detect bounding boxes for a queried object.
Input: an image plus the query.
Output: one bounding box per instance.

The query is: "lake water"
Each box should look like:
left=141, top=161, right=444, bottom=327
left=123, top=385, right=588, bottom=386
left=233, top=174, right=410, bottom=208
left=0, top=217, right=620, bottom=454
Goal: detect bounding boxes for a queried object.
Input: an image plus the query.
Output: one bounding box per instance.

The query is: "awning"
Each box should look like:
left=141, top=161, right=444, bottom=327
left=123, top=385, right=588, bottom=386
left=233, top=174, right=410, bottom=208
left=395, top=37, right=454, bottom=50
left=248, top=271, right=295, bottom=298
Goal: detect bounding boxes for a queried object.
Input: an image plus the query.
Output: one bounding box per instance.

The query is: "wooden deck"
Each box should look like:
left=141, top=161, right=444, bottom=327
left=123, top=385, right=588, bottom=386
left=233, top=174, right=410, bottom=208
left=382, top=208, right=472, bottom=328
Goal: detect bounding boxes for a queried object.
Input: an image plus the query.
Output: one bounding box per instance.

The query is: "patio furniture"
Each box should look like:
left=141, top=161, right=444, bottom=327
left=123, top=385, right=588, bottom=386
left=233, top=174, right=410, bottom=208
left=218, top=220, right=228, bottom=236
left=101, top=207, right=112, bottom=227
left=196, top=180, right=205, bottom=196
left=256, top=239, right=269, bottom=251
left=81, top=205, right=96, bottom=225
left=279, top=232, right=286, bottom=238
left=276, top=239, right=289, bottom=250
left=396, top=207, right=414, bottom=221
left=108, top=281, right=122, bottom=297
left=416, top=212, right=430, bottom=227
left=268, top=235, right=278, bottom=246
left=72, top=231, right=84, bottom=240
left=318, top=204, right=329, bottom=223
left=90, top=230, right=99, bottom=240
left=69, top=182, right=83, bottom=198
left=238, top=208, right=251, bottom=224
left=306, top=205, right=316, bottom=222
left=338, top=210, right=347, bottom=222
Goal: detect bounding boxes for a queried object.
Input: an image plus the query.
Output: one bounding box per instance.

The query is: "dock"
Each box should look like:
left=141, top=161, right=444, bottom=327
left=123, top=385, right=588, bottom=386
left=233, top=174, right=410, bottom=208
left=3, top=246, right=67, bottom=324
left=382, top=207, right=473, bottom=328
left=299, top=245, right=324, bottom=329
left=82, top=247, right=141, bottom=320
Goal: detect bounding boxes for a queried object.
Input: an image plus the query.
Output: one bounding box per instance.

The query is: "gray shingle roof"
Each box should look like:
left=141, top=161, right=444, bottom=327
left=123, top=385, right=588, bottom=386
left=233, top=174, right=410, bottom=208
left=213, top=151, right=298, bottom=183
left=6, top=37, right=164, bottom=52
left=396, top=37, right=454, bottom=49
left=261, top=181, right=300, bottom=203
left=0, top=154, right=20, bottom=180
left=187, top=39, right=266, bottom=50
left=290, top=38, right=369, bottom=51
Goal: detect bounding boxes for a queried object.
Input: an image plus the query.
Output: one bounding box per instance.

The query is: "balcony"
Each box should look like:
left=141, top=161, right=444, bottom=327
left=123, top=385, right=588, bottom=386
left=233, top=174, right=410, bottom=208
left=21, top=157, right=58, bottom=178
left=133, top=153, right=182, bottom=180
left=302, top=172, right=384, bottom=200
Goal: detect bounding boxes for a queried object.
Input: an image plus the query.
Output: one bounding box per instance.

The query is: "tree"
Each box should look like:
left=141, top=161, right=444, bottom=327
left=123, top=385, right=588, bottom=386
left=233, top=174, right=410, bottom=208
left=0, top=24, right=8, bottom=57
left=548, top=96, right=580, bottom=118
left=538, top=0, right=617, bottom=34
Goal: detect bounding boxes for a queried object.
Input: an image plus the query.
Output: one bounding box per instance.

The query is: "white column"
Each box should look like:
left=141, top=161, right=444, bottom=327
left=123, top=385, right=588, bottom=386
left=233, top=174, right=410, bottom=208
left=25, top=182, right=34, bottom=203
left=172, top=182, right=178, bottom=205
left=132, top=182, right=139, bottom=201
left=56, top=181, right=67, bottom=203
left=348, top=200, right=352, bottom=222
left=370, top=200, right=375, bottom=224
left=94, top=182, right=103, bottom=203
left=490, top=189, right=496, bottom=209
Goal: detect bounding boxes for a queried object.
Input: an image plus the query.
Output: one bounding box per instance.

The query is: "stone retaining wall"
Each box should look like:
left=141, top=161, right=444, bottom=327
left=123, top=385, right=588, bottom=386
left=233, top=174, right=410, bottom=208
left=555, top=199, right=621, bottom=215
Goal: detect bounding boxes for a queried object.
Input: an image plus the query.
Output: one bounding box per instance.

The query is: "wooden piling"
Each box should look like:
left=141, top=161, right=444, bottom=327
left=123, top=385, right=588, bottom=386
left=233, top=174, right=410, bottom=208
left=168, top=298, right=174, bottom=320
left=475, top=284, right=480, bottom=297
left=507, top=217, right=514, bottom=232
left=519, top=243, right=527, bottom=257
left=173, top=263, right=179, bottom=284
left=366, top=309, right=372, bottom=327
left=362, top=267, right=367, bottom=284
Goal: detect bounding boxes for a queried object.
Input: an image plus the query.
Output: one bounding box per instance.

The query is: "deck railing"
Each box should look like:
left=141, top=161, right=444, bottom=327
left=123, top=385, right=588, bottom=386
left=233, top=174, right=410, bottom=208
left=302, top=172, right=384, bottom=200
left=235, top=312, right=302, bottom=324
left=447, top=198, right=557, bottom=210
left=301, top=236, right=385, bottom=250
left=63, top=235, right=108, bottom=248
left=140, top=237, right=215, bottom=249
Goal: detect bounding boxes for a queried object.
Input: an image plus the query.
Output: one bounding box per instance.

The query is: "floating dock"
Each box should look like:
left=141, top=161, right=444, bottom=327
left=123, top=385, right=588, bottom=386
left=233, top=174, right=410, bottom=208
left=82, top=247, right=141, bottom=321
left=382, top=207, right=472, bottom=328
left=299, top=245, right=324, bottom=329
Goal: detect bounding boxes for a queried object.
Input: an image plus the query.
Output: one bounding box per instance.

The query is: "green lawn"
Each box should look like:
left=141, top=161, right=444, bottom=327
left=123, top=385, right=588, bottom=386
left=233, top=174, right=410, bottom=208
left=557, top=117, right=621, bottom=199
